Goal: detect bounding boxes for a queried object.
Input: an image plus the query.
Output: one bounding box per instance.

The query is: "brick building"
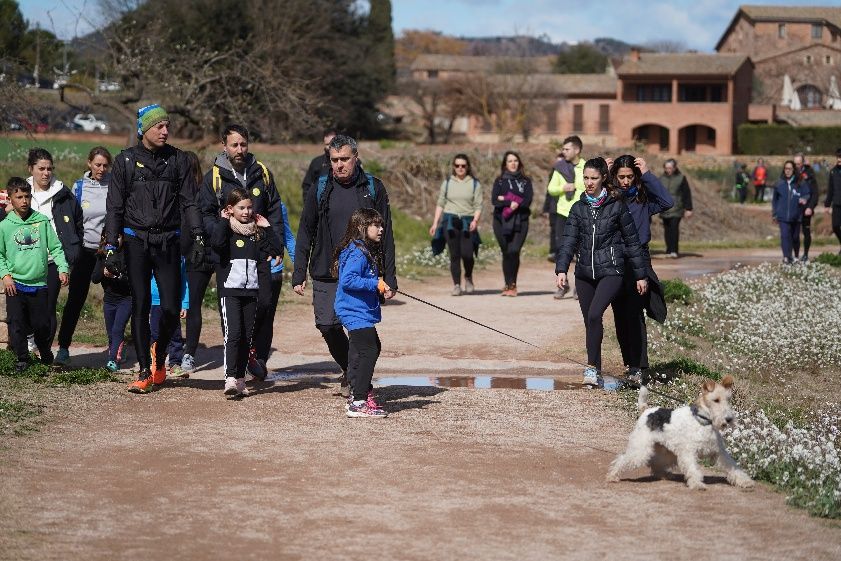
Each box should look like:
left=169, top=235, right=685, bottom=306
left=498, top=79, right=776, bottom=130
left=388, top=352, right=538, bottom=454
left=716, top=5, right=841, bottom=114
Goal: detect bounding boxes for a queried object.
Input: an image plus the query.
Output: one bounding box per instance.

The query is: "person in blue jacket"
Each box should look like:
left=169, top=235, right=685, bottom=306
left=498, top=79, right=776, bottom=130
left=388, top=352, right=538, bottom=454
left=608, top=155, right=674, bottom=383
left=150, top=257, right=189, bottom=376
left=251, top=201, right=296, bottom=375
left=772, top=160, right=811, bottom=264
left=332, top=208, right=389, bottom=418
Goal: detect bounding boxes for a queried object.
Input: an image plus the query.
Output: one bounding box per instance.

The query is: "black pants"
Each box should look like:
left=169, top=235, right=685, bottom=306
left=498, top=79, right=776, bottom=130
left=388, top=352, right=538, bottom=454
left=552, top=214, right=567, bottom=259
left=220, top=295, right=257, bottom=378
left=57, top=248, right=97, bottom=349
left=833, top=206, right=841, bottom=246
left=313, top=279, right=349, bottom=373
left=7, top=289, right=51, bottom=363
left=151, top=305, right=184, bottom=365
left=254, top=272, right=283, bottom=361
left=576, top=275, right=623, bottom=370
left=754, top=184, right=765, bottom=202
left=124, top=235, right=182, bottom=372
left=446, top=223, right=474, bottom=285
left=548, top=212, right=558, bottom=256
left=493, top=219, right=529, bottom=286
left=185, top=269, right=214, bottom=357
left=45, top=262, right=60, bottom=346
left=612, top=251, right=652, bottom=370
left=347, top=327, right=381, bottom=401
left=662, top=216, right=682, bottom=255
left=736, top=187, right=747, bottom=204
left=800, top=213, right=813, bottom=258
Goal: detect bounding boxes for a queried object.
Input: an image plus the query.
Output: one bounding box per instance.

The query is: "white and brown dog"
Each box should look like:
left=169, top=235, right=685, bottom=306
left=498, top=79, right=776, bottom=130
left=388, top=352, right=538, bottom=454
left=607, top=375, right=754, bottom=490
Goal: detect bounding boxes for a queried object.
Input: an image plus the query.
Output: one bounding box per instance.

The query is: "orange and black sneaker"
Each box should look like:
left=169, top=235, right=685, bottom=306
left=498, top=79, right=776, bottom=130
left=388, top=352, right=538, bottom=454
left=128, top=369, right=154, bottom=394
left=150, top=343, right=167, bottom=385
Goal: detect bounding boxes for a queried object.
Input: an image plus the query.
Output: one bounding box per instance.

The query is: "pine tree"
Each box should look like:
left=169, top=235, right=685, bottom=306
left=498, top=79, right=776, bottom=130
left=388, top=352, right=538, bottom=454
left=368, top=0, right=395, bottom=93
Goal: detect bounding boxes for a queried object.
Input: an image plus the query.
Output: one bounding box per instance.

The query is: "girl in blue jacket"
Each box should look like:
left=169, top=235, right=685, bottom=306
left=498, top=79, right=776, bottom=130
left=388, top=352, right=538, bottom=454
left=332, top=208, right=389, bottom=418
left=772, top=160, right=811, bottom=264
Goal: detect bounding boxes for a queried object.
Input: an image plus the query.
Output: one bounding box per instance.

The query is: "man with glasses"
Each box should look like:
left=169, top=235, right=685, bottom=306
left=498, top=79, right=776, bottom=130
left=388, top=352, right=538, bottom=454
left=292, top=134, right=397, bottom=396
left=301, top=129, right=337, bottom=199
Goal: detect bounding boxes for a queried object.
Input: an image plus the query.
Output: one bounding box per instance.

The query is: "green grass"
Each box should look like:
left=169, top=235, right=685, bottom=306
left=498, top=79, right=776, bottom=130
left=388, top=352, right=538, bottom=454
left=649, top=357, right=722, bottom=383
left=0, top=348, right=118, bottom=385
left=815, top=252, right=841, bottom=267
left=662, top=278, right=693, bottom=304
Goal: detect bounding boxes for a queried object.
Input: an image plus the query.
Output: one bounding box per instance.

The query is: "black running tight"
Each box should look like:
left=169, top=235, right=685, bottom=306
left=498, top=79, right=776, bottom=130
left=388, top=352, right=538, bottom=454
left=575, top=275, right=623, bottom=370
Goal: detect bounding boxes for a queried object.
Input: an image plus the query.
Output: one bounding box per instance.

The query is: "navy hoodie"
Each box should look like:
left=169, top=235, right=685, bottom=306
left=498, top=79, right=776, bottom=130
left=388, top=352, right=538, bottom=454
left=617, top=171, right=674, bottom=245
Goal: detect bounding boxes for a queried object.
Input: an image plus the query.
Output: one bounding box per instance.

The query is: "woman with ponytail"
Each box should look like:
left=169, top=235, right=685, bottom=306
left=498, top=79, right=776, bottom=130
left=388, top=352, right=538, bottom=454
left=555, top=157, right=647, bottom=388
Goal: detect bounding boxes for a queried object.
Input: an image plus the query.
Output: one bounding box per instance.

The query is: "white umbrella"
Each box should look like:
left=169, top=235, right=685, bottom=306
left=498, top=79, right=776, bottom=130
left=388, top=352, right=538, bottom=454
left=826, top=75, right=841, bottom=110
left=790, top=88, right=802, bottom=111
left=781, top=74, right=794, bottom=107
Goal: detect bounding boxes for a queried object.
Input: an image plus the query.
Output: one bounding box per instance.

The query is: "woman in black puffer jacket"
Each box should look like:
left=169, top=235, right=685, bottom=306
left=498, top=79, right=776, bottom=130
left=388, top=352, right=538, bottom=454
left=555, top=157, right=647, bottom=388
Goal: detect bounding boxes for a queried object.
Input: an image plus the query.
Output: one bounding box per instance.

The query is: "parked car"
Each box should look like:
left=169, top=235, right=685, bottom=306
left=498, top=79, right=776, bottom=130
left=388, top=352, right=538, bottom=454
left=7, top=117, right=49, bottom=133
left=73, top=113, right=110, bottom=133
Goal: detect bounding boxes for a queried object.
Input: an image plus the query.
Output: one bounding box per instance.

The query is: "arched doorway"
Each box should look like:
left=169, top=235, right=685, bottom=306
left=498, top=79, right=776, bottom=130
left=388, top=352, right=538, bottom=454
left=796, top=84, right=823, bottom=109
left=678, top=124, right=717, bottom=153
left=632, top=124, right=670, bottom=152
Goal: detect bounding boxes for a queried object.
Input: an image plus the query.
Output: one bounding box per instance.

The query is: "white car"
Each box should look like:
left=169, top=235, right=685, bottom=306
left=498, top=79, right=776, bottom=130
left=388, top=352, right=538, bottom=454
left=73, top=113, right=109, bottom=133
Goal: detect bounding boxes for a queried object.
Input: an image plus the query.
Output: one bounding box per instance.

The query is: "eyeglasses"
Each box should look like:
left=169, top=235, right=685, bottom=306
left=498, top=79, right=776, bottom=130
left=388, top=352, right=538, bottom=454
left=453, top=163, right=467, bottom=169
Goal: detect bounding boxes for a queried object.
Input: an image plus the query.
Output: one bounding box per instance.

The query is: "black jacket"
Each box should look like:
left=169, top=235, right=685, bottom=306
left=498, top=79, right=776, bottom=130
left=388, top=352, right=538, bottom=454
left=555, top=195, right=646, bottom=281
left=210, top=218, right=280, bottom=297
left=105, top=143, right=201, bottom=247
left=797, top=164, right=819, bottom=210
left=826, top=165, right=841, bottom=207
left=293, top=165, right=397, bottom=289
left=91, top=252, right=131, bottom=300
left=198, top=154, right=284, bottom=265
left=39, top=184, right=84, bottom=268
left=301, top=152, right=330, bottom=199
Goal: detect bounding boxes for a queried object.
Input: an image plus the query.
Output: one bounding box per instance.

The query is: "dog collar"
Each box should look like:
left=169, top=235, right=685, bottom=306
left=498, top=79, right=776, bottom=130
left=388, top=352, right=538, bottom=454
left=691, top=405, right=713, bottom=426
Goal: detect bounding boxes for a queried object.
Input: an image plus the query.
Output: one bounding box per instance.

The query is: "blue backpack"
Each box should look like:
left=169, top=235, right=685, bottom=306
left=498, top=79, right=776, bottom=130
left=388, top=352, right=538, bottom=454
left=316, top=173, right=376, bottom=204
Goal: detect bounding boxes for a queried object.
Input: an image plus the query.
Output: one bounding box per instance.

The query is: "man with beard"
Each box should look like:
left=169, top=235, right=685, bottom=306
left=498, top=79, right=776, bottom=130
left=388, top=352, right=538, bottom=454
left=195, top=124, right=284, bottom=379
left=293, top=134, right=397, bottom=397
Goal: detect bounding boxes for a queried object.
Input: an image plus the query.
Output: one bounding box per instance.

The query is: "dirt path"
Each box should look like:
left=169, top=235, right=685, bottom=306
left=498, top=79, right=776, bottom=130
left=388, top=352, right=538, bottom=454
left=1, top=249, right=839, bottom=560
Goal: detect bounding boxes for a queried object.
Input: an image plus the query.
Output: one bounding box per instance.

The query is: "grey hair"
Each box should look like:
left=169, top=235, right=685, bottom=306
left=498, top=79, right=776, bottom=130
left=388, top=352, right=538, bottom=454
left=329, top=134, right=358, bottom=156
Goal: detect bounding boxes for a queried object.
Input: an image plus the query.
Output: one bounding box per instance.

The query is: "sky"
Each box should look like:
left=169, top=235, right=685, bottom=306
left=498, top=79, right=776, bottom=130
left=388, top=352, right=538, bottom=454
left=18, top=0, right=831, bottom=52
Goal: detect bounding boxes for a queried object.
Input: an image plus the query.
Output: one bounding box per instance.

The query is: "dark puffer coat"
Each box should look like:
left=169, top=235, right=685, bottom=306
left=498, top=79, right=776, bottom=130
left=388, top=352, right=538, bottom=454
left=555, top=194, right=646, bottom=281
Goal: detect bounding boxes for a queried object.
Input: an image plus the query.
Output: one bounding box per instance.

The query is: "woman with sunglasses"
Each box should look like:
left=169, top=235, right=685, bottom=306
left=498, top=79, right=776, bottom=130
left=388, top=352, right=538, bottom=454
left=429, top=154, right=483, bottom=295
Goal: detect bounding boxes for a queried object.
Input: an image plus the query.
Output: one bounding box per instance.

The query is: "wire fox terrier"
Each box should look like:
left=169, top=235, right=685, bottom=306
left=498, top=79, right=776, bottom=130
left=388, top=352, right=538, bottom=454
left=607, top=375, right=754, bottom=490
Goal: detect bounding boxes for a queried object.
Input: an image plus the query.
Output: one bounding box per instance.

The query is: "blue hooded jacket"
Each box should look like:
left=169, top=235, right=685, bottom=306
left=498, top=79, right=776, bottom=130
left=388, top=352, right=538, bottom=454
left=334, top=241, right=381, bottom=331
left=617, top=171, right=674, bottom=245
left=772, top=176, right=810, bottom=223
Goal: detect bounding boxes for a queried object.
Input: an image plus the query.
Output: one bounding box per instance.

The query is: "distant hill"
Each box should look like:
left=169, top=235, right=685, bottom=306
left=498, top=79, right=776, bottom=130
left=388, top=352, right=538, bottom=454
left=456, top=35, right=642, bottom=58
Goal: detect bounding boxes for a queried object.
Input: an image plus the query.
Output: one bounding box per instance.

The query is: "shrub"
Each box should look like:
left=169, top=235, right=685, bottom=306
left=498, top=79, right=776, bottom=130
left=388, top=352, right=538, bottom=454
left=815, top=252, right=841, bottom=267
left=737, top=124, right=841, bottom=155
left=662, top=278, right=693, bottom=304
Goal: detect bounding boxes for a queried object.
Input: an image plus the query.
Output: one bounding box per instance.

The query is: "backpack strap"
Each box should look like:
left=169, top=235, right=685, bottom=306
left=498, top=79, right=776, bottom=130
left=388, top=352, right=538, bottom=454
left=256, top=160, right=270, bottom=187
left=74, top=179, right=84, bottom=205
left=365, top=173, right=376, bottom=200
left=473, top=177, right=478, bottom=192
left=316, top=174, right=329, bottom=204
left=444, top=177, right=450, bottom=199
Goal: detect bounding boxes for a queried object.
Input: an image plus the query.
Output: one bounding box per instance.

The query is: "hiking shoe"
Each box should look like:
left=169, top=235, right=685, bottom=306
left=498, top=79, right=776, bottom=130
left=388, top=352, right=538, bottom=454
left=128, top=371, right=154, bottom=394
left=224, top=376, right=239, bottom=396
left=452, top=284, right=462, bottom=296
left=236, top=378, right=250, bottom=397
left=582, top=366, right=603, bottom=388
left=247, top=348, right=267, bottom=381
left=181, top=353, right=195, bottom=375
left=105, top=360, right=119, bottom=373
left=169, top=364, right=186, bottom=378
left=346, top=400, right=388, bottom=418
left=54, top=347, right=70, bottom=366
left=116, top=341, right=127, bottom=364
left=668, top=252, right=679, bottom=259
left=150, top=343, right=166, bottom=385
left=464, top=278, right=474, bottom=294
left=339, top=372, right=351, bottom=398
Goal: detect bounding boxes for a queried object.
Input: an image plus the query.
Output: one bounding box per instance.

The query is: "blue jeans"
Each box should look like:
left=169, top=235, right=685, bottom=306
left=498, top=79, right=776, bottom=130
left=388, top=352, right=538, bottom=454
left=150, top=305, right=184, bottom=365
left=103, top=297, right=132, bottom=362
left=779, top=221, right=801, bottom=261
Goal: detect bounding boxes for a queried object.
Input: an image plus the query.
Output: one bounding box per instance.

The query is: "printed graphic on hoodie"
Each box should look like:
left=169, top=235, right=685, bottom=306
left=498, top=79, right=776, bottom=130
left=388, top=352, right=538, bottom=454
left=12, top=226, right=41, bottom=251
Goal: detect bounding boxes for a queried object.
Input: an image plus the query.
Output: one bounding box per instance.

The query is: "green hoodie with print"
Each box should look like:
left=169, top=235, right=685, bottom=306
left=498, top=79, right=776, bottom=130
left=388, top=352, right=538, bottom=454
left=0, top=209, right=69, bottom=286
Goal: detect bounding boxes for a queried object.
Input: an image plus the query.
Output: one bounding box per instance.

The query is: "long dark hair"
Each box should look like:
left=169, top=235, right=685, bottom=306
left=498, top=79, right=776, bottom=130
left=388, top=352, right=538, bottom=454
left=28, top=147, right=53, bottom=167
left=500, top=150, right=524, bottom=176
left=184, top=150, right=203, bottom=186
left=609, top=154, right=647, bottom=203
left=583, top=157, right=609, bottom=181
left=331, top=208, right=384, bottom=278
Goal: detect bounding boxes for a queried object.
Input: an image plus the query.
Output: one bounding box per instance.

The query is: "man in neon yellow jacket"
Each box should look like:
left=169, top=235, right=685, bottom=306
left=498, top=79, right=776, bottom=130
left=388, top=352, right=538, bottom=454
left=547, top=135, right=585, bottom=299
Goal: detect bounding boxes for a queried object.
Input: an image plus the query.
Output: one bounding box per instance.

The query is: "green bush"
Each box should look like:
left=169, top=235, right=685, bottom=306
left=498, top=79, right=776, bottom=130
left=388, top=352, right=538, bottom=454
left=814, top=252, right=841, bottom=267
left=737, top=124, right=841, bottom=155
left=662, top=278, right=693, bottom=304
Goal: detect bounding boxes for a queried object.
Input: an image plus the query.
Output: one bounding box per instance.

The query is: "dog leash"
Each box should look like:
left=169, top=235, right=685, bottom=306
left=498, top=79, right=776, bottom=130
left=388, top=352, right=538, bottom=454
left=396, top=289, right=686, bottom=405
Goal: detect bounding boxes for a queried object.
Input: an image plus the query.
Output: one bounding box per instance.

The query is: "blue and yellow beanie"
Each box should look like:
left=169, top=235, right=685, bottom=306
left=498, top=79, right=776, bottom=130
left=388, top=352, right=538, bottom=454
left=136, top=104, right=169, bottom=137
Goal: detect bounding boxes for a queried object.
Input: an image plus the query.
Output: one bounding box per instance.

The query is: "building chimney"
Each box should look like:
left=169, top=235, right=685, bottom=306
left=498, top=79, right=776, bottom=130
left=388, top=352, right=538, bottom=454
left=629, top=48, right=640, bottom=62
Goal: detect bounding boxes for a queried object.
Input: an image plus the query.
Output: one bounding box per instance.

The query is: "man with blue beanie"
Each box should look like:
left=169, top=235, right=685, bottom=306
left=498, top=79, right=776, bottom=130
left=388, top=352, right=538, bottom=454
left=106, top=104, right=205, bottom=393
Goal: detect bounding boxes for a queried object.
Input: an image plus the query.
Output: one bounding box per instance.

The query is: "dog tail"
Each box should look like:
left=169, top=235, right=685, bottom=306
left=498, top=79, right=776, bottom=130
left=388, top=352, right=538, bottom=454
left=637, top=386, right=650, bottom=412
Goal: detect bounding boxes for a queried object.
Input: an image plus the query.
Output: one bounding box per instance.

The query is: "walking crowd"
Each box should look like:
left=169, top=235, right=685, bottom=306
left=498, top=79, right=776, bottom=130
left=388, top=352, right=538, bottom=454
left=3, top=105, right=841, bottom=415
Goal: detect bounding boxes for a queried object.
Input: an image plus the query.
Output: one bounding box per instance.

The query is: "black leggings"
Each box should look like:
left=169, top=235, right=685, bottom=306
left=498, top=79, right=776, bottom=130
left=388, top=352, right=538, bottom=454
left=612, top=276, right=649, bottom=370
left=576, top=275, right=623, bottom=370
left=347, top=327, right=381, bottom=401
left=446, top=223, right=474, bottom=285
left=45, top=262, right=60, bottom=346
left=662, top=216, right=682, bottom=254
left=833, top=206, right=841, bottom=246
left=253, top=272, right=283, bottom=361
left=124, top=235, right=182, bottom=371
left=801, top=213, right=813, bottom=258
left=220, top=295, right=257, bottom=379
left=57, top=248, right=97, bottom=349
left=185, top=269, right=214, bottom=357
left=493, top=219, right=529, bottom=286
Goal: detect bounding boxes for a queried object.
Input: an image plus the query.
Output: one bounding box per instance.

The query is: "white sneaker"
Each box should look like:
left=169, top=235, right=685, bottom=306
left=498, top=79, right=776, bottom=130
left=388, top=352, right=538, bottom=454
left=236, top=378, right=249, bottom=397
left=224, top=376, right=238, bottom=396
left=464, top=278, right=474, bottom=294
left=582, top=366, right=604, bottom=388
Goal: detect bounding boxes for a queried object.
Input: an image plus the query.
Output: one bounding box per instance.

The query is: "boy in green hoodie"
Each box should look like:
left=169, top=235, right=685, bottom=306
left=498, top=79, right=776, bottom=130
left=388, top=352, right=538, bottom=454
left=0, top=177, right=69, bottom=370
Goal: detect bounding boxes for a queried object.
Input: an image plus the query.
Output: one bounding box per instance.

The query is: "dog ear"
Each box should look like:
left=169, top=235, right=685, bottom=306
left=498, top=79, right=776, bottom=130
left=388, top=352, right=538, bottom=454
left=721, top=375, right=734, bottom=389
left=701, top=379, right=716, bottom=393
